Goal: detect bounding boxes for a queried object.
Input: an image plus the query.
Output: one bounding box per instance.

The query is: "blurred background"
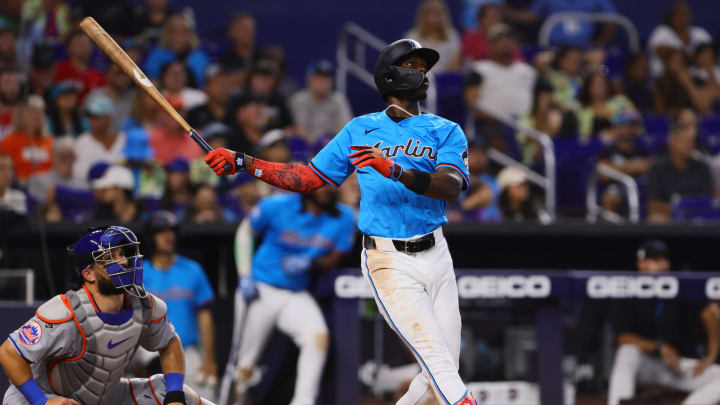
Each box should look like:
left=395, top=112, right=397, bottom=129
left=2, top=0, right=720, bottom=404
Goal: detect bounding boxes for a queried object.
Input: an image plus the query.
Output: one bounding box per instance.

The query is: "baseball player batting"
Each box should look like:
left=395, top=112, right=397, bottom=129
left=221, top=187, right=356, bottom=404
left=0, top=226, right=216, bottom=405
left=205, top=39, right=477, bottom=405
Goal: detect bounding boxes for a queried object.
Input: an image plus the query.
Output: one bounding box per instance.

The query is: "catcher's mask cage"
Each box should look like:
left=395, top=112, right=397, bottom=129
left=68, top=226, right=146, bottom=298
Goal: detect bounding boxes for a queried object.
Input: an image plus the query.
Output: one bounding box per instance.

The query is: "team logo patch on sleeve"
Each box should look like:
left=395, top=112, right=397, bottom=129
left=18, top=321, right=42, bottom=345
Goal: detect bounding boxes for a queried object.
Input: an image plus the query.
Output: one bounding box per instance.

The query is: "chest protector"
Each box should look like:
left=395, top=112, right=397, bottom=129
left=47, top=286, right=152, bottom=404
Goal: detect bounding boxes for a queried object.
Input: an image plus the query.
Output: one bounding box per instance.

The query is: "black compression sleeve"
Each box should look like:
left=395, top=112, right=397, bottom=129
left=406, top=169, right=431, bottom=195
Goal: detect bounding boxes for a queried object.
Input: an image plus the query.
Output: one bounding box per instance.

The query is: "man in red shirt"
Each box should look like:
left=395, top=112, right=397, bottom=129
left=53, top=30, right=105, bottom=103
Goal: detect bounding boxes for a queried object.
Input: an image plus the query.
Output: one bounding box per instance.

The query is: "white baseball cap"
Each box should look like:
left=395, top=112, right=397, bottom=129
left=91, top=165, right=134, bottom=190
left=497, top=166, right=528, bottom=191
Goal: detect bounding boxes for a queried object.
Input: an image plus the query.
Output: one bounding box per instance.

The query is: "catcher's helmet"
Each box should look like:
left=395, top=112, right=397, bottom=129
left=373, top=39, right=439, bottom=100
left=67, top=226, right=146, bottom=297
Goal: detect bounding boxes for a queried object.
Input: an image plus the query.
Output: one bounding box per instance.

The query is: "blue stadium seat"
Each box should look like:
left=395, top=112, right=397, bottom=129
left=554, top=136, right=605, bottom=215
left=699, top=114, right=720, bottom=154
left=434, top=72, right=466, bottom=125
left=671, top=196, right=720, bottom=222
left=642, top=114, right=670, bottom=152
left=54, top=185, right=95, bottom=222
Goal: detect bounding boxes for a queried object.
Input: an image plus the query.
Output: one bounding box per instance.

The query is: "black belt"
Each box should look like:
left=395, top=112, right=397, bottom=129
left=362, top=232, right=436, bottom=254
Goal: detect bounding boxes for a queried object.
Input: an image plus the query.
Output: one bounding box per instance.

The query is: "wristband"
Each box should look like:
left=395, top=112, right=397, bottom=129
left=406, top=169, right=431, bottom=195
left=389, top=162, right=403, bottom=181
left=163, top=390, right=186, bottom=404
left=235, top=152, right=247, bottom=173
left=164, top=373, right=184, bottom=392
left=17, top=379, right=48, bottom=405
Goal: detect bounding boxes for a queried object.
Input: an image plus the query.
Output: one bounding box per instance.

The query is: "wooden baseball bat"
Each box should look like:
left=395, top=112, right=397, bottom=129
left=79, top=17, right=232, bottom=171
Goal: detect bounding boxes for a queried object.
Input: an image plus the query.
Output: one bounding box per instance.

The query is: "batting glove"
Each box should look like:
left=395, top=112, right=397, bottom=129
left=238, top=276, right=259, bottom=302
left=204, top=148, right=246, bottom=176
left=349, top=145, right=403, bottom=181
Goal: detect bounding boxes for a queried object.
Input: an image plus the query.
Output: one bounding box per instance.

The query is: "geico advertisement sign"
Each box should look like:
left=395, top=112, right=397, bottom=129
left=457, top=275, right=551, bottom=299
left=586, top=276, right=678, bottom=299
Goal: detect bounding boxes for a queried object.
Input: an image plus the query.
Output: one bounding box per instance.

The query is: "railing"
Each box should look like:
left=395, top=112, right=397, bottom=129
left=472, top=101, right=557, bottom=221
left=539, top=12, right=640, bottom=52
left=336, top=22, right=437, bottom=113
left=586, top=163, right=641, bottom=223
left=0, top=269, right=35, bottom=304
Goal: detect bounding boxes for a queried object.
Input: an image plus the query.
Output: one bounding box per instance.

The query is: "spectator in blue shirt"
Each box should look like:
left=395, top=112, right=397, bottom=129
left=505, top=0, right=617, bottom=46
left=141, top=210, right=218, bottom=400
left=144, top=14, right=210, bottom=88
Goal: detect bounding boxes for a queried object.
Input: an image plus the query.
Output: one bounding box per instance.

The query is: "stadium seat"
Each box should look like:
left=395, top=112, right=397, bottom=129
left=670, top=196, right=720, bottom=222
left=54, top=185, right=95, bottom=222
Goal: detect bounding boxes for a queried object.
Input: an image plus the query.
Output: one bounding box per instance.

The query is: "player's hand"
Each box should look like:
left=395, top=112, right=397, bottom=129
left=239, top=276, right=259, bottom=302
left=204, top=148, right=242, bottom=176
left=660, top=343, right=680, bottom=370
left=692, top=356, right=714, bottom=377
left=47, top=398, right=80, bottom=405
left=349, top=145, right=403, bottom=181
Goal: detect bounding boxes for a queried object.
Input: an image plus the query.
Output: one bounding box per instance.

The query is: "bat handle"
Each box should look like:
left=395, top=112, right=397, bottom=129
left=189, top=129, right=235, bottom=174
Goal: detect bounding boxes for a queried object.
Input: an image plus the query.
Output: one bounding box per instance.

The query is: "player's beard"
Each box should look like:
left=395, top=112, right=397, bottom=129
left=390, top=85, right=428, bottom=103
left=97, top=273, right=124, bottom=296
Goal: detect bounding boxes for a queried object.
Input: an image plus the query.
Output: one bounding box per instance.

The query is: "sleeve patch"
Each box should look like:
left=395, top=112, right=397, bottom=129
left=17, top=321, right=42, bottom=345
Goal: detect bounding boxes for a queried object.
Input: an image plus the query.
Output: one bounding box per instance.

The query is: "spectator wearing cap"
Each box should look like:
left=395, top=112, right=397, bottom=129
left=461, top=2, right=523, bottom=63
left=86, top=63, right=136, bottom=132
left=187, top=65, right=231, bottom=129
left=148, top=95, right=202, bottom=166
left=226, top=92, right=266, bottom=153
left=190, top=122, right=232, bottom=187
left=497, top=166, right=549, bottom=223
left=46, top=80, right=87, bottom=137
left=460, top=140, right=500, bottom=222
left=405, top=0, right=461, bottom=73
left=53, top=30, right=106, bottom=103
left=0, top=99, right=52, bottom=182
left=245, top=59, right=294, bottom=130
left=597, top=110, right=652, bottom=179
left=73, top=92, right=126, bottom=181
left=289, top=60, right=352, bottom=142
left=28, top=44, right=55, bottom=98
left=88, top=164, right=140, bottom=224
left=26, top=136, right=86, bottom=203
left=219, top=13, right=257, bottom=76
left=647, top=124, right=715, bottom=223
left=144, top=14, right=210, bottom=88
left=161, top=157, right=192, bottom=216
left=140, top=210, right=218, bottom=400
left=608, top=239, right=720, bottom=405
left=0, top=69, right=25, bottom=141
left=0, top=152, right=26, bottom=216
left=124, top=126, right=165, bottom=198
left=158, top=59, right=207, bottom=110
left=470, top=25, right=537, bottom=119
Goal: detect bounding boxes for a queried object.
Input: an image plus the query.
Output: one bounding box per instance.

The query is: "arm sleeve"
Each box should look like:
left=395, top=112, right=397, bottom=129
left=435, top=124, right=471, bottom=190
left=8, top=317, right=78, bottom=363
left=193, top=264, right=215, bottom=309
left=309, top=125, right=355, bottom=187
left=140, top=294, right=177, bottom=352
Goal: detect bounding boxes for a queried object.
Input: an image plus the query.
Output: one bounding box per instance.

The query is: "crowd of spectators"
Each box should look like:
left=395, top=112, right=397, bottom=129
left=0, top=0, right=719, bottom=226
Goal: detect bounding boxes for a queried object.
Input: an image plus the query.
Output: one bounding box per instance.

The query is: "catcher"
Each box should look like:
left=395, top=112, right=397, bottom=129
left=0, top=226, right=215, bottom=405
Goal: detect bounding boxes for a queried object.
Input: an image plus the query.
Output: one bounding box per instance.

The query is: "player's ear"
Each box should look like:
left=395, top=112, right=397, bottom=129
left=82, top=265, right=97, bottom=284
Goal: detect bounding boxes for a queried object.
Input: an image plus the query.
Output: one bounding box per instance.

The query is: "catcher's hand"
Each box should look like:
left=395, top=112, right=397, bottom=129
left=204, top=148, right=245, bottom=176
left=349, top=145, right=403, bottom=181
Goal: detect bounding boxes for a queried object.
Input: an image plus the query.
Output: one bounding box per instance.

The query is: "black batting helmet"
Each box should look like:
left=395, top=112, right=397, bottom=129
left=373, top=39, right=439, bottom=100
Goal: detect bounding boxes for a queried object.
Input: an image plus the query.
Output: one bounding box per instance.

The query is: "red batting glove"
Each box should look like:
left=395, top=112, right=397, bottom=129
left=349, top=145, right=403, bottom=181
left=203, top=148, right=238, bottom=175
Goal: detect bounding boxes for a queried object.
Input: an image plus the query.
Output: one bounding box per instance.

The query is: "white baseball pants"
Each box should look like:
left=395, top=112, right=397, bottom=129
left=235, top=282, right=329, bottom=405
left=608, top=344, right=720, bottom=405
left=361, top=228, right=469, bottom=405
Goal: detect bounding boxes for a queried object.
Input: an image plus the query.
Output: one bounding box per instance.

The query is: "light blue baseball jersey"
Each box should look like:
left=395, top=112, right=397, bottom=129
left=309, top=111, right=470, bottom=238
left=250, top=193, right=356, bottom=291
left=143, top=256, right=215, bottom=347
